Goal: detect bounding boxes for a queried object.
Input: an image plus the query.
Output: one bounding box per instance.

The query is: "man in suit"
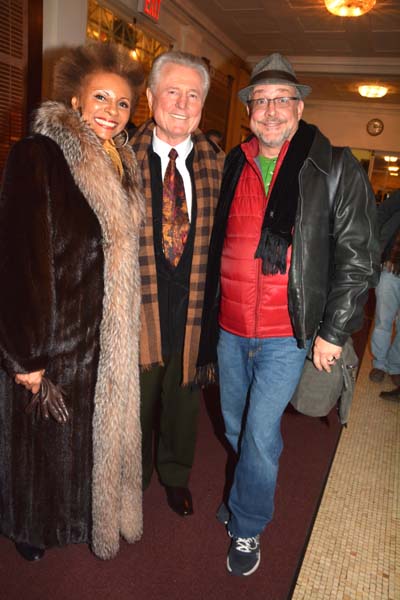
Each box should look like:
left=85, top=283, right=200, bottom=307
left=130, top=51, right=224, bottom=516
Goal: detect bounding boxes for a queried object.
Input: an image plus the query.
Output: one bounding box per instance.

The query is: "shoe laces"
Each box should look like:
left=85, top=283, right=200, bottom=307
left=232, top=535, right=259, bottom=553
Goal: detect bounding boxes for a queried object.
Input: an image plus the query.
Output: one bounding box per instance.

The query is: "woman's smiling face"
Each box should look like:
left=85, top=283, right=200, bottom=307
left=71, top=71, right=132, bottom=141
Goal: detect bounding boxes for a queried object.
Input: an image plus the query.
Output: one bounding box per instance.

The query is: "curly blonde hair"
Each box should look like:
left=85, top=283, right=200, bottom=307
left=53, top=42, right=145, bottom=116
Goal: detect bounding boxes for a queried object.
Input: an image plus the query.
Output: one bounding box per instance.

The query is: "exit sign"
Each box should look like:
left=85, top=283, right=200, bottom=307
left=138, top=0, right=162, bottom=22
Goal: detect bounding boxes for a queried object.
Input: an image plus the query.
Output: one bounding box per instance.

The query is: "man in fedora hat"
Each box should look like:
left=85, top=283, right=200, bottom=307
left=198, top=52, right=379, bottom=576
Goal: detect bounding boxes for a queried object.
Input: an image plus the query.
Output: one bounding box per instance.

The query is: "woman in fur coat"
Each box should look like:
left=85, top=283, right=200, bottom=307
left=0, top=43, right=145, bottom=561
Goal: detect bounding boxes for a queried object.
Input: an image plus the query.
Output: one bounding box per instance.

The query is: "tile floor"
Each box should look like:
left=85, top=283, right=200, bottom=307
left=292, top=347, right=399, bottom=600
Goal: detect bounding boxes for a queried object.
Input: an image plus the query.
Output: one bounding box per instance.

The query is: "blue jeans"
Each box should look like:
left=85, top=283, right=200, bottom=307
left=217, top=328, right=309, bottom=538
left=371, top=269, right=400, bottom=374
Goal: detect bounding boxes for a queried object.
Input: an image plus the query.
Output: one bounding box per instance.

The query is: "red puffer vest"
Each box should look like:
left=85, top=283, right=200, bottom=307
left=219, top=137, right=294, bottom=338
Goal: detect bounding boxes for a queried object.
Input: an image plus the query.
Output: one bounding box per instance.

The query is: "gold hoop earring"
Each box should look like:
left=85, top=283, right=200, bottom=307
left=114, top=128, right=129, bottom=148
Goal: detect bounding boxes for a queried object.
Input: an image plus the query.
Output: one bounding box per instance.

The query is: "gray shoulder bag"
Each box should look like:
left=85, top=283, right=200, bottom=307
left=290, top=147, right=359, bottom=425
left=290, top=338, right=359, bottom=425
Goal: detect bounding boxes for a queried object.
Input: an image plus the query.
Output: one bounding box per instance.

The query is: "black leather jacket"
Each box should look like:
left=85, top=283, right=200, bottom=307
left=289, top=127, right=379, bottom=346
left=196, top=124, right=379, bottom=379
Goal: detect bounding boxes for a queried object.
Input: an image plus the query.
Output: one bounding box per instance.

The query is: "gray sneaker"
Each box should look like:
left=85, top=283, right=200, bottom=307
left=227, top=533, right=261, bottom=576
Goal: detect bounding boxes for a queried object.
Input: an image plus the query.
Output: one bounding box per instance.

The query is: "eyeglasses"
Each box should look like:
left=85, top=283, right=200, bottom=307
left=247, top=96, right=300, bottom=110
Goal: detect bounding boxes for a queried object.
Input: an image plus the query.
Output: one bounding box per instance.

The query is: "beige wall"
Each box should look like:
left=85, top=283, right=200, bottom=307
left=43, top=0, right=87, bottom=49
left=303, top=101, right=400, bottom=154
left=42, top=0, right=88, bottom=97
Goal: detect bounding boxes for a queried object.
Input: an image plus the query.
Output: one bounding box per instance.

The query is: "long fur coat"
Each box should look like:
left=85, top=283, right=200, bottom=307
left=0, top=102, right=144, bottom=559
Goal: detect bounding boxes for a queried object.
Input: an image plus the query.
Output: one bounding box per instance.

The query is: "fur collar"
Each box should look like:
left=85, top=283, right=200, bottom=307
left=33, top=101, right=144, bottom=230
left=33, top=101, right=144, bottom=559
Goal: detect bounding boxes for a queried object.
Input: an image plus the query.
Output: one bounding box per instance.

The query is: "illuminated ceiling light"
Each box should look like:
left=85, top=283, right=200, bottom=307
left=388, top=166, right=400, bottom=172
left=358, top=85, right=388, bottom=98
left=130, top=49, right=138, bottom=60
left=390, top=173, right=399, bottom=177
left=384, top=156, right=398, bottom=162
left=324, top=0, right=376, bottom=17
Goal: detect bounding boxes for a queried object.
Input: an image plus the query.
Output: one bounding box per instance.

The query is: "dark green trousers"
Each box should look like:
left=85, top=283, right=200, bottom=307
left=140, top=353, right=200, bottom=488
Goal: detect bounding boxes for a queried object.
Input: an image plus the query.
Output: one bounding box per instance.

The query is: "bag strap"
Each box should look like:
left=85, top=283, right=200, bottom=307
left=326, top=147, right=346, bottom=304
left=328, top=146, right=345, bottom=234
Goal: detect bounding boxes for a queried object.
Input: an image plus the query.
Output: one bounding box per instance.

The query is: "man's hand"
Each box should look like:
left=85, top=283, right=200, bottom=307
left=312, top=336, right=342, bottom=373
left=15, top=370, right=45, bottom=394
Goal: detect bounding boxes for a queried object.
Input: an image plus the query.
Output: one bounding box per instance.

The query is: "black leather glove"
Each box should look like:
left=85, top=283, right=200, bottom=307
left=25, top=377, right=69, bottom=424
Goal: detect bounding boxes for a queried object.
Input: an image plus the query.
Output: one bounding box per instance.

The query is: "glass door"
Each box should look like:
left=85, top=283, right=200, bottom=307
left=352, top=149, right=400, bottom=203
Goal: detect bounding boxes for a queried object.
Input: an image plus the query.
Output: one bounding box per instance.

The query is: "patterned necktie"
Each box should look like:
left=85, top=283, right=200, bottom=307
left=162, top=148, right=190, bottom=266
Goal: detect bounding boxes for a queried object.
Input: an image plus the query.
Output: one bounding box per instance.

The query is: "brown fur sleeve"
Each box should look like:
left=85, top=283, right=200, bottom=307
left=0, top=137, right=56, bottom=374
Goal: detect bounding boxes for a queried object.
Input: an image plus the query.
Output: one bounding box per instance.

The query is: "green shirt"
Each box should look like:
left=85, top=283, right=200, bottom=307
left=259, top=155, right=278, bottom=196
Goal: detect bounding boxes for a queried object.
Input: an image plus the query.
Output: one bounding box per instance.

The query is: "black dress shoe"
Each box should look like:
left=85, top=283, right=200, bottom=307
left=369, top=368, right=385, bottom=383
left=15, top=542, right=45, bottom=561
left=380, top=387, right=400, bottom=399
left=165, top=486, right=193, bottom=516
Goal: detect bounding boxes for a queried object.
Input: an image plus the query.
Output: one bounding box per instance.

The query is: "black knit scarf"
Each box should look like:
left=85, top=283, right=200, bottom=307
left=254, top=119, right=316, bottom=274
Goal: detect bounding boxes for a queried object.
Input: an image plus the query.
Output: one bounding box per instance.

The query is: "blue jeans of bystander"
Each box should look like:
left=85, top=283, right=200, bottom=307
left=217, top=328, right=309, bottom=538
left=371, top=269, right=400, bottom=374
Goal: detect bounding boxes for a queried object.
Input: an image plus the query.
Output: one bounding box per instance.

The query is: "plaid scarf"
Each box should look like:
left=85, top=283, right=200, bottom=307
left=131, top=120, right=223, bottom=384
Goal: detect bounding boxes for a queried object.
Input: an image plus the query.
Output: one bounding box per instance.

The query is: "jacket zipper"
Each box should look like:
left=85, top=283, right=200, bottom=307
left=295, top=162, right=306, bottom=341
left=253, top=162, right=267, bottom=337
left=252, top=150, right=286, bottom=338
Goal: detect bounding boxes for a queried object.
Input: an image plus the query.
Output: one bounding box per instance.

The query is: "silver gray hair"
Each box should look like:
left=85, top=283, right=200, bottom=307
left=148, top=51, right=210, bottom=100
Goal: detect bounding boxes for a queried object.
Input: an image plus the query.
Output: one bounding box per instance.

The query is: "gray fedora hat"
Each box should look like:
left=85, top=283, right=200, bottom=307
left=238, top=52, right=312, bottom=104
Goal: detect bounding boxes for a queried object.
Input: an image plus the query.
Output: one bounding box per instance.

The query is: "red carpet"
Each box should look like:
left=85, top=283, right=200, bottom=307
left=0, top=309, right=372, bottom=600
left=0, top=396, right=341, bottom=600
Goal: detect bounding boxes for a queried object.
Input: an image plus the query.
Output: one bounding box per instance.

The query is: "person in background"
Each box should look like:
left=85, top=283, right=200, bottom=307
left=205, top=128, right=224, bottom=152
left=369, top=189, right=400, bottom=386
left=199, top=52, right=379, bottom=576
left=0, top=42, right=145, bottom=561
left=130, top=51, right=224, bottom=517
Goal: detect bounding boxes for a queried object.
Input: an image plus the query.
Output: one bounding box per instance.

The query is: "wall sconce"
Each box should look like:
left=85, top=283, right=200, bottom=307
left=358, top=85, right=388, bottom=98
left=324, top=0, right=376, bottom=17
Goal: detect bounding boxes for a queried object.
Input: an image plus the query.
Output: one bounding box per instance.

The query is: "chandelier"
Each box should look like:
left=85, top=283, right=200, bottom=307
left=358, top=85, right=388, bottom=98
left=324, top=0, right=376, bottom=17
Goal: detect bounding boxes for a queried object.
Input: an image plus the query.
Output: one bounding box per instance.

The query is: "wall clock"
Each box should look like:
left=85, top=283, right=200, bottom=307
left=366, top=118, right=384, bottom=136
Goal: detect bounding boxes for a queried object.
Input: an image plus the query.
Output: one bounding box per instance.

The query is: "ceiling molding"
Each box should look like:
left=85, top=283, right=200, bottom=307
left=246, top=56, right=400, bottom=76
left=167, top=0, right=245, bottom=59
left=161, top=0, right=400, bottom=106
left=305, top=99, right=400, bottom=115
